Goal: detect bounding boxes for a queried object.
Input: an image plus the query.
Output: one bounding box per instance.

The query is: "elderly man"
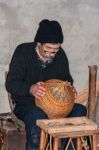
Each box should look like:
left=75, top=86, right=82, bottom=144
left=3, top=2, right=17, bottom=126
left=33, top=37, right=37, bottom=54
left=5, top=19, right=87, bottom=150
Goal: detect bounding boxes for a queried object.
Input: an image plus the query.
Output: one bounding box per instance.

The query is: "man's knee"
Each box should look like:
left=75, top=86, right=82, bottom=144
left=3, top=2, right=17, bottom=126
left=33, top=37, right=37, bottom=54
left=67, top=103, right=87, bottom=117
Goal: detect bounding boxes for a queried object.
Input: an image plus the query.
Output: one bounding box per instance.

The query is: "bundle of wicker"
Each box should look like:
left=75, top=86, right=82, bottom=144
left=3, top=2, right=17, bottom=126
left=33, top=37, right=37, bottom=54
left=35, top=79, right=75, bottom=119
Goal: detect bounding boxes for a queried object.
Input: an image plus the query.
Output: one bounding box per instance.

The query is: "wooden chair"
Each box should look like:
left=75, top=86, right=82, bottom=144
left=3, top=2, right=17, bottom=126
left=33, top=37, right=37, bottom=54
left=37, top=117, right=98, bottom=150
left=75, top=65, right=99, bottom=148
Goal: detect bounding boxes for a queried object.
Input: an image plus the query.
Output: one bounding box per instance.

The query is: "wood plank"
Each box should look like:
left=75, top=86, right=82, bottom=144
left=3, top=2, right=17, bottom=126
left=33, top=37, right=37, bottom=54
left=36, top=117, right=98, bottom=134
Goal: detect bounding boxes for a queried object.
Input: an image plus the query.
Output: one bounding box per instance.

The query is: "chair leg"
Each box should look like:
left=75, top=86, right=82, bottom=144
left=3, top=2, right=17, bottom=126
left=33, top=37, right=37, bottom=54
left=53, top=137, right=59, bottom=150
left=92, top=134, right=96, bottom=150
left=40, top=130, right=46, bottom=150
left=77, top=138, right=83, bottom=150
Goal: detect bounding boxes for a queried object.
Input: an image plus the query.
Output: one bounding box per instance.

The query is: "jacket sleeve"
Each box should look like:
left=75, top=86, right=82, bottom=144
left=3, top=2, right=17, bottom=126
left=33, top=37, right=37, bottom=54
left=60, top=49, right=73, bottom=84
left=64, top=57, right=73, bottom=85
left=5, top=45, right=31, bottom=96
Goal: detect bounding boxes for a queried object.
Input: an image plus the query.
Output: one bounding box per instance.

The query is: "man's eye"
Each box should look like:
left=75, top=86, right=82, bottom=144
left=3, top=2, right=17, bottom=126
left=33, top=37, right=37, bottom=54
left=52, top=52, right=56, bottom=54
left=44, top=51, right=48, bottom=53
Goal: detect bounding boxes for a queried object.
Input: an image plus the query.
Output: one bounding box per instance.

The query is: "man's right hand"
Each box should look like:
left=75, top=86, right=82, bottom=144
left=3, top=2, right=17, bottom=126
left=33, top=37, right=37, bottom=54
left=30, top=82, right=45, bottom=99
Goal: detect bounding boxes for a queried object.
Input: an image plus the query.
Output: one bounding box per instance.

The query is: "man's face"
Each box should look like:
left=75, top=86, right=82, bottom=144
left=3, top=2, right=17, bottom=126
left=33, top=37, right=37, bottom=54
left=39, top=43, right=61, bottom=61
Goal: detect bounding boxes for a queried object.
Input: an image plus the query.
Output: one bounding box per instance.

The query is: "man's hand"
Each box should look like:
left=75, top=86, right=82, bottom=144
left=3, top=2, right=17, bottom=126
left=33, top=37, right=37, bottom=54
left=30, top=82, right=45, bottom=99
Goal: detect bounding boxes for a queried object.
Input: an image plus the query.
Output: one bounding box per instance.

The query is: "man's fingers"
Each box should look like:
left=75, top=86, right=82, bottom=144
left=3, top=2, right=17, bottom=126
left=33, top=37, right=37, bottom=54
left=35, top=90, right=45, bottom=99
left=37, top=89, right=45, bottom=96
left=35, top=82, right=45, bottom=98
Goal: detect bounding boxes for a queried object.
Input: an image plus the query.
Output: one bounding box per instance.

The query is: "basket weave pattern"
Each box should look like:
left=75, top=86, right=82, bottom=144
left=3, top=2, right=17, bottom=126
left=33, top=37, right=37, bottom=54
left=35, top=79, right=75, bottom=119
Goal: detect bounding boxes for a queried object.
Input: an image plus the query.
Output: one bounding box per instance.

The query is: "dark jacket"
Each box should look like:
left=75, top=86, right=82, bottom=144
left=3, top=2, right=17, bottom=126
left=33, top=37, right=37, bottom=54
left=5, top=42, right=73, bottom=119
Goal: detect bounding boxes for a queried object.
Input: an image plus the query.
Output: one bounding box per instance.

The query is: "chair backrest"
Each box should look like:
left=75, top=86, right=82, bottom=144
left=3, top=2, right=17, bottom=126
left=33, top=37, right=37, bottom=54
left=5, top=72, right=15, bottom=113
left=5, top=71, right=25, bottom=130
left=75, top=65, right=99, bottom=120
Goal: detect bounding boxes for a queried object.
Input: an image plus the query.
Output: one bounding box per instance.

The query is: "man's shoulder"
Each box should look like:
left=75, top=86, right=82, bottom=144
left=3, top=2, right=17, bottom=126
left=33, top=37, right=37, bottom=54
left=14, top=42, right=35, bottom=55
left=55, top=47, right=68, bottom=62
left=57, top=47, right=66, bottom=56
left=16, top=42, right=34, bottom=51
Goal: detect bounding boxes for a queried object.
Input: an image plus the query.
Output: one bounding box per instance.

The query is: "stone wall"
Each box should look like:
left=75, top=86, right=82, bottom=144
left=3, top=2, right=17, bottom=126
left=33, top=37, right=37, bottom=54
left=0, top=0, right=99, bottom=113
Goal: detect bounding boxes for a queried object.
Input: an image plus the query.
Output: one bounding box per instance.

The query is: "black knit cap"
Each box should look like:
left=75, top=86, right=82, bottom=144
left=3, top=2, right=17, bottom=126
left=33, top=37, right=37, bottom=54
left=34, top=19, right=63, bottom=43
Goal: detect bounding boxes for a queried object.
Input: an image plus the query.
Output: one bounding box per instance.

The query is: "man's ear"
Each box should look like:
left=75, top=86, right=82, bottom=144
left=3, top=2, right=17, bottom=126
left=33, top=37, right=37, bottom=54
left=37, top=42, right=41, bottom=46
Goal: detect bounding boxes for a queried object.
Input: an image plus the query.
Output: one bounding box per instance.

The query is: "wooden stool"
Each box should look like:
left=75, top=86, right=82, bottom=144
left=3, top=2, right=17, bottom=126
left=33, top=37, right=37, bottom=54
left=36, top=117, right=98, bottom=150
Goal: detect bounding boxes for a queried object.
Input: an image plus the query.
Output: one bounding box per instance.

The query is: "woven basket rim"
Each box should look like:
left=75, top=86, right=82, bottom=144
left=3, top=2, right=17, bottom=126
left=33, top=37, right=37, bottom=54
left=44, top=79, right=75, bottom=105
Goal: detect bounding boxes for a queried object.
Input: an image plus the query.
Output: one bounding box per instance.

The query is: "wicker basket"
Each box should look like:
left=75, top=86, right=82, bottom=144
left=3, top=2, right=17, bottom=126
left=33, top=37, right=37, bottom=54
left=35, top=79, right=75, bottom=119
